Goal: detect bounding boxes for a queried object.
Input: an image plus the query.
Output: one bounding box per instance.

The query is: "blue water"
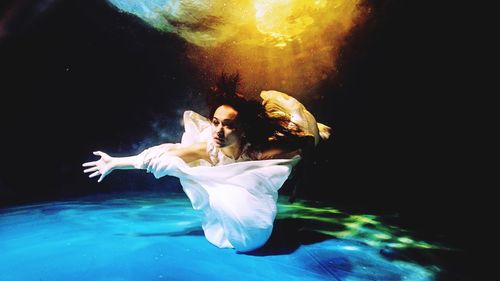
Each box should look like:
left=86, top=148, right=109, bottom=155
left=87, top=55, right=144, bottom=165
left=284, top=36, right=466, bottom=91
left=0, top=192, right=438, bottom=280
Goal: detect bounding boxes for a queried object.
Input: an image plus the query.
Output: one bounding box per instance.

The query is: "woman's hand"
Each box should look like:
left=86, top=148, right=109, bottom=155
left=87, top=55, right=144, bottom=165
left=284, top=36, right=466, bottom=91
left=82, top=151, right=115, bottom=183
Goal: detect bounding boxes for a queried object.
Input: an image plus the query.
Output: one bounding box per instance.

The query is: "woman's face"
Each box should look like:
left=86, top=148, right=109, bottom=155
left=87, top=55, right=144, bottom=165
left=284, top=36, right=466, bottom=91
left=211, top=105, right=243, bottom=148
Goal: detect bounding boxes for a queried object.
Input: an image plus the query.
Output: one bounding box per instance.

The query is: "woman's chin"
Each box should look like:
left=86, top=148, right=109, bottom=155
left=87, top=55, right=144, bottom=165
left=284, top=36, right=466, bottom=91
left=213, top=139, right=224, bottom=147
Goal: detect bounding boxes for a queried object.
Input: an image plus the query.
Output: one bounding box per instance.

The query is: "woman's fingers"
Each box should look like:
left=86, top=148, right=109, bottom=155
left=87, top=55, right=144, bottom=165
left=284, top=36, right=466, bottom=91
left=82, top=161, right=96, bottom=167
left=83, top=151, right=109, bottom=182
left=83, top=167, right=98, bottom=173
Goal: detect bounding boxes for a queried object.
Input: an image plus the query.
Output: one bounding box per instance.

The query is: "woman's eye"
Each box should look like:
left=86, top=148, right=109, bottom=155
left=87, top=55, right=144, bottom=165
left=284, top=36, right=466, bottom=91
left=212, top=120, right=219, bottom=125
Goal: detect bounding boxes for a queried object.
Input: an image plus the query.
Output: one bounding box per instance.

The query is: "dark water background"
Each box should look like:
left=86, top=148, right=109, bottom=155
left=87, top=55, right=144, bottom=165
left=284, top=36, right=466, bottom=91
left=0, top=1, right=479, bottom=279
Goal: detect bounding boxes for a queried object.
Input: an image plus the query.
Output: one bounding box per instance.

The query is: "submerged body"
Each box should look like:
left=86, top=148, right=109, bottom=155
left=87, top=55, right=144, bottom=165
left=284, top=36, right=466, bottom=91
left=134, top=110, right=300, bottom=251
left=83, top=89, right=330, bottom=252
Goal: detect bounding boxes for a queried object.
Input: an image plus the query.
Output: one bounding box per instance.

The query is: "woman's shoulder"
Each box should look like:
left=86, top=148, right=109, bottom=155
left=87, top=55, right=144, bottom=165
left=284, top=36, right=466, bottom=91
left=191, top=141, right=210, bottom=159
left=176, top=141, right=213, bottom=166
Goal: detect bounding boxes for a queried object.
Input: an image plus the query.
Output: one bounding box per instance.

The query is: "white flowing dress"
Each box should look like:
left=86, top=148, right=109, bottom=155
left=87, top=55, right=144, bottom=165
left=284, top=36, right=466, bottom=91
left=134, top=91, right=330, bottom=252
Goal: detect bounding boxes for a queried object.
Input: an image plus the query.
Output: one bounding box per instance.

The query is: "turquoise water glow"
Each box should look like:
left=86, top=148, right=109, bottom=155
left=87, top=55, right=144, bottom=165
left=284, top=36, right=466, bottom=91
left=1, top=192, right=439, bottom=280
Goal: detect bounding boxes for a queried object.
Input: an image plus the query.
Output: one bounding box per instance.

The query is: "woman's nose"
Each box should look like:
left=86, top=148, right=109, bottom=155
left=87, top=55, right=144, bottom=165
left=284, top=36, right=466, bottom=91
left=215, top=124, right=224, bottom=135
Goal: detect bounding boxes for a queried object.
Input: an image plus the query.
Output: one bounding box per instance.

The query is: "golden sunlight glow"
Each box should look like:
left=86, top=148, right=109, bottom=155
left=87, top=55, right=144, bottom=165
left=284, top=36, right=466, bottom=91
left=253, top=0, right=314, bottom=47
left=109, top=0, right=370, bottom=96
left=184, top=0, right=368, bottom=97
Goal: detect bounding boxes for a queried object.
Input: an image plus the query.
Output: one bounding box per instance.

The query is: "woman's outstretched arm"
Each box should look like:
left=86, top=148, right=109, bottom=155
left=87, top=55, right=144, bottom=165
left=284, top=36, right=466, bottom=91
left=82, top=142, right=209, bottom=182
left=82, top=151, right=146, bottom=183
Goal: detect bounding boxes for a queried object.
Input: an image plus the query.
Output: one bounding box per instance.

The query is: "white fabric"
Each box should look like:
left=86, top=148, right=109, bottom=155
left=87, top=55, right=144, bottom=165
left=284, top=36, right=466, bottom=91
left=137, top=111, right=299, bottom=252
left=135, top=91, right=326, bottom=252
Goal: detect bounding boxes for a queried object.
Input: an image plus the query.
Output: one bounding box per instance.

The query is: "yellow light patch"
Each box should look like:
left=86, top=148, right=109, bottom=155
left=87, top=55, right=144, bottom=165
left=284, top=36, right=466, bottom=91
left=184, top=0, right=368, bottom=97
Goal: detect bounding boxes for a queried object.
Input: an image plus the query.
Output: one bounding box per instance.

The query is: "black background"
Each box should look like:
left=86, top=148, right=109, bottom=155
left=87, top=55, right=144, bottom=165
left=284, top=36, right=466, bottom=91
left=0, top=0, right=478, bottom=262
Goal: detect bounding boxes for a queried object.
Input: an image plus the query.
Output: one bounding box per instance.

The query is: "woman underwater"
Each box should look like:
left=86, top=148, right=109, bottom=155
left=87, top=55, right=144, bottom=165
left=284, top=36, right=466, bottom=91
left=83, top=74, right=331, bottom=252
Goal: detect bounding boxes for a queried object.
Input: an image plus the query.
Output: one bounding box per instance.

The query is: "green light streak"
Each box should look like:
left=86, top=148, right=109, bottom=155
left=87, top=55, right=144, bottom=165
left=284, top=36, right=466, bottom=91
left=277, top=196, right=446, bottom=251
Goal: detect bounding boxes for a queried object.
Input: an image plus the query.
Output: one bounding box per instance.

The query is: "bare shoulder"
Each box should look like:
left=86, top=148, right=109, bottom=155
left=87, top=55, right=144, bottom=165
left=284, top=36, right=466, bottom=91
left=164, top=142, right=210, bottom=163
left=189, top=141, right=208, bottom=150
left=188, top=142, right=211, bottom=163
left=184, top=142, right=209, bottom=157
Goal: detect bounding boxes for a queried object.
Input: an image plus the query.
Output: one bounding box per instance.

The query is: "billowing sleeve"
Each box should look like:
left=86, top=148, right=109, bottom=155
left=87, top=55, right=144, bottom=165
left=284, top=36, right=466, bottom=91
left=133, top=143, right=181, bottom=169
left=180, top=110, right=212, bottom=146
left=134, top=110, right=212, bottom=170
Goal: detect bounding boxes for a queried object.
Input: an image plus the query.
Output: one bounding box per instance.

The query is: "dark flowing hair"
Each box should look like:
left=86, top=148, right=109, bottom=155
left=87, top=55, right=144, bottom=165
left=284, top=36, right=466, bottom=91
left=206, top=73, right=308, bottom=156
